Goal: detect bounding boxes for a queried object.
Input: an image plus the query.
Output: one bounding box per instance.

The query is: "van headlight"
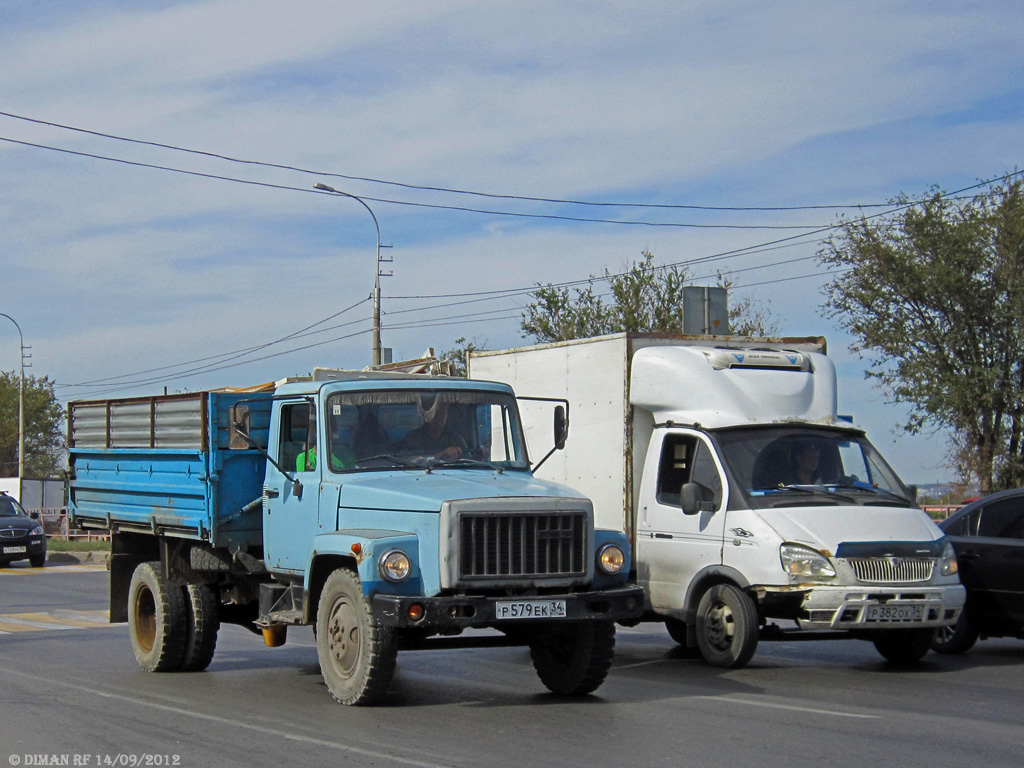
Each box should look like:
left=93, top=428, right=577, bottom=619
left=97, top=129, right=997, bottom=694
left=780, top=544, right=836, bottom=580
left=379, top=549, right=412, bottom=582
left=597, top=544, right=626, bottom=575
left=940, top=541, right=958, bottom=577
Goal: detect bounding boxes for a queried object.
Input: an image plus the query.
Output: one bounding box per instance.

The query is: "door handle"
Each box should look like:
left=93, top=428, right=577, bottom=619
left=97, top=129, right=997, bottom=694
left=959, top=551, right=980, bottom=561
left=654, top=533, right=673, bottom=540
left=264, top=488, right=280, bottom=499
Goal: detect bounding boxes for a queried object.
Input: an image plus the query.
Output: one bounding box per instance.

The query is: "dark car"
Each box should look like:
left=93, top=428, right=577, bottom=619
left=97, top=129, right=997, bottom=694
left=0, top=492, right=47, bottom=568
left=931, top=488, right=1024, bottom=653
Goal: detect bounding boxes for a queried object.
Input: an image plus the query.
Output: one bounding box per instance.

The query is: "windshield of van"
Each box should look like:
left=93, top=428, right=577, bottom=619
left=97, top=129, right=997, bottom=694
left=714, top=426, right=914, bottom=508
left=322, top=389, right=529, bottom=472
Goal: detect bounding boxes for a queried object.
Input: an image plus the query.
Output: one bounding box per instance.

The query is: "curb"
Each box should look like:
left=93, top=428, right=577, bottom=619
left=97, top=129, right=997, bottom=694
left=46, top=551, right=111, bottom=566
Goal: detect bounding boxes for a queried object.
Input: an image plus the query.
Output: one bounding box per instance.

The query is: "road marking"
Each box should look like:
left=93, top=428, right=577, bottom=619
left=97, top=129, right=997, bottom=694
left=0, top=668, right=455, bottom=768
left=0, top=609, right=111, bottom=634
left=692, top=694, right=879, bottom=719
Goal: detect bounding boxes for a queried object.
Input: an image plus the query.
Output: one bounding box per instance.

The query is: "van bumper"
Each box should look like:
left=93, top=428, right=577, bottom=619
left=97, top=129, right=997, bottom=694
left=762, top=583, right=966, bottom=630
left=373, top=585, right=645, bottom=629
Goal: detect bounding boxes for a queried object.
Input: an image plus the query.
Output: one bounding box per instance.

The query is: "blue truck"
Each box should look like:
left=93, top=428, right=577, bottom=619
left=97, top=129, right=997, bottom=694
left=68, top=370, right=643, bottom=705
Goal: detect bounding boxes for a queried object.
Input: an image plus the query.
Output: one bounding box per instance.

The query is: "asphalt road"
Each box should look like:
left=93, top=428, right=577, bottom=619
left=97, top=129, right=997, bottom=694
left=2, top=562, right=1022, bottom=768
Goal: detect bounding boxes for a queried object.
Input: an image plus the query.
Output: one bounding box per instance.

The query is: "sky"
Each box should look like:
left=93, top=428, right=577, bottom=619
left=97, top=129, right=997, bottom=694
left=1, top=0, right=1021, bottom=485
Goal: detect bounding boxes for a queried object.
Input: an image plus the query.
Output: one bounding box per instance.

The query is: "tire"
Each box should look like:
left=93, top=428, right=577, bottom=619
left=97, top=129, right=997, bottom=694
left=873, top=627, right=933, bottom=664
left=128, top=562, right=187, bottom=672
left=316, top=569, right=397, bottom=705
left=930, top=612, right=979, bottom=655
left=180, top=583, right=220, bottom=672
left=529, top=621, right=616, bottom=696
left=695, top=584, right=760, bottom=668
left=29, top=554, right=46, bottom=568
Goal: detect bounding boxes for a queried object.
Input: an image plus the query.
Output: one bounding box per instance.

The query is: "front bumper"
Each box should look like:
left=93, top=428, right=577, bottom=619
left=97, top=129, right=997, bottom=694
left=765, top=583, right=966, bottom=631
left=373, top=585, right=645, bottom=630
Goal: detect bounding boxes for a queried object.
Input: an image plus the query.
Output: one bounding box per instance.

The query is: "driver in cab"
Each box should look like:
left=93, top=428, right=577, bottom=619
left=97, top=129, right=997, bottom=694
left=402, top=395, right=466, bottom=462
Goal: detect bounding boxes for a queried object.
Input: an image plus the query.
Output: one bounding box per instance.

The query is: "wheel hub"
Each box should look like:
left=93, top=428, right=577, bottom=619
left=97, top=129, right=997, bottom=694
left=327, top=598, right=360, bottom=677
left=706, top=602, right=736, bottom=650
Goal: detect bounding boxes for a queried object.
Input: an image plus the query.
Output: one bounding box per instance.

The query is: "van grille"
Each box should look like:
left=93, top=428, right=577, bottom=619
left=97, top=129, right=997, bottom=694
left=459, top=511, right=587, bottom=580
left=848, top=557, right=934, bottom=583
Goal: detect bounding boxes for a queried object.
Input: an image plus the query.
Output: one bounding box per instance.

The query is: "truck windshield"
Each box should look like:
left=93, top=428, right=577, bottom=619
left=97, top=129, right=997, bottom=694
left=323, top=389, right=529, bottom=472
left=713, top=426, right=915, bottom=508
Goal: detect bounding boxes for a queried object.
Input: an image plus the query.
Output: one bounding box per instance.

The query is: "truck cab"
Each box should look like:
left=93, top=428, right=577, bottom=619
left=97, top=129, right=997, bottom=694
left=70, top=371, right=642, bottom=705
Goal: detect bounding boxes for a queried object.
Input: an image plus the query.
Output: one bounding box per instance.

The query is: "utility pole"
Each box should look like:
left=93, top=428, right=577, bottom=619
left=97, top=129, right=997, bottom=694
left=0, top=312, right=28, bottom=500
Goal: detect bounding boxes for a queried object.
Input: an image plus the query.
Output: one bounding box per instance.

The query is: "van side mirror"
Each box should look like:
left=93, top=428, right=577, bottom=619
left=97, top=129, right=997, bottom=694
left=230, top=404, right=251, bottom=450
left=681, top=482, right=701, bottom=515
left=553, top=405, right=568, bottom=450
left=681, top=482, right=716, bottom=515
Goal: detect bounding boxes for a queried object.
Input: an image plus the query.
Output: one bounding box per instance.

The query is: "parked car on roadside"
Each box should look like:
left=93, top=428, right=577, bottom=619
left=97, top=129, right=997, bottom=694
left=931, top=488, right=1024, bottom=653
left=0, top=491, right=47, bottom=567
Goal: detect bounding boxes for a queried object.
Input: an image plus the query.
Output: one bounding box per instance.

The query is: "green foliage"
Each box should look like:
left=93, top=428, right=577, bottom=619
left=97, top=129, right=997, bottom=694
left=820, top=178, right=1024, bottom=493
left=520, top=251, right=777, bottom=343
left=439, top=337, right=483, bottom=377
left=0, top=371, right=66, bottom=478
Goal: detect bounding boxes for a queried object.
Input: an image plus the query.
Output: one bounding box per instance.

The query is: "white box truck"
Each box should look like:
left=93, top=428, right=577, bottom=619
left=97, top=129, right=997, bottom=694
left=469, top=333, right=966, bottom=668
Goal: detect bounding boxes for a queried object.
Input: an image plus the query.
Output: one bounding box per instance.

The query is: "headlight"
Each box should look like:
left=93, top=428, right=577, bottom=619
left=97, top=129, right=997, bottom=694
left=379, top=549, right=411, bottom=582
left=780, top=544, right=836, bottom=580
left=597, top=544, right=626, bottom=575
left=940, top=541, right=958, bottom=577
left=29, top=525, right=44, bottom=536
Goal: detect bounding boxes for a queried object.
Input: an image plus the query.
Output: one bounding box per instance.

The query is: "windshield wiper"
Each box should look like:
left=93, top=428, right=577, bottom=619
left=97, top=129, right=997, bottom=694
left=828, top=483, right=912, bottom=504
left=427, top=458, right=507, bottom=473
left=770, top=484, right=858, bottom=504
left=354, top=454, right=421, bottom=468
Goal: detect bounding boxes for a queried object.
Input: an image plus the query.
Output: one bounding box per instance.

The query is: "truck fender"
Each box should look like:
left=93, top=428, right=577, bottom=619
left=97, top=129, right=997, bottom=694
left=303, top=530, right=423, bottom=624
left=679, top=565, right=752, bottom=624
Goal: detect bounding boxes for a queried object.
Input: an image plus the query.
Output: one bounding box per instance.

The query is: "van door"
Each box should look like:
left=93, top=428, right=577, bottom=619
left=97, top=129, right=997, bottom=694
left=636, top=430, right=727, bottom=613
left=264, top=399, right=322, bottom=574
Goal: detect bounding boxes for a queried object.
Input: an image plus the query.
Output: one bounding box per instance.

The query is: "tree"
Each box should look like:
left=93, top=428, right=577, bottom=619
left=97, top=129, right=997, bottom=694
left=819, top=178, right=1024, bottom=493
left=520, top=251, right=777, bottom=343
left=440, top=337, right=483, bottom=377
left=0, top=372, right=66, bottom=478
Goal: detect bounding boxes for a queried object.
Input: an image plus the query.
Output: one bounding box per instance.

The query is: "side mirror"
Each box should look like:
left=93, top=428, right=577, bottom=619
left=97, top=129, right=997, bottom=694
left=29, top=511, right=40, bottom=520
left=553, top=405, right=568, bottom=450
left=681, top=482, right=717, bottom=515
left=681, top=482, right=702, bottom=515
left=907, top=484, right=918, bottom=504
left=230, top=404, right=251, bottom=450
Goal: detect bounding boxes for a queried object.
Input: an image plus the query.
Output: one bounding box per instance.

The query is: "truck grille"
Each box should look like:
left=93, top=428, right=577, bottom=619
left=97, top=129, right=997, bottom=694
left=459, top=511, right=587, bottom=580
left=848, top=557, right=934, bottom=583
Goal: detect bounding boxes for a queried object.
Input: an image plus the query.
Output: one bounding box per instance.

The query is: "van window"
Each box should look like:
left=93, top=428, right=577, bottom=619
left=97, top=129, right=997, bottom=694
left=656, top=435, right=722, bottom=508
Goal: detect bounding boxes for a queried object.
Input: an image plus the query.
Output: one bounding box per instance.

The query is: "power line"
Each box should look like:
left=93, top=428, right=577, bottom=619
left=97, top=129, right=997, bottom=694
left=0, top=109, right=919, bottom=213
left=0, top=135, right=832, bottom=230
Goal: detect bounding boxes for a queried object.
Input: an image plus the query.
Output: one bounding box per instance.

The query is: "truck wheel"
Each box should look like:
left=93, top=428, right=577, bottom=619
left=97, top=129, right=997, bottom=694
left=180, top=584, right=220, bottom=672
left=873, top=628, right=933, bottom=664
left=529, top=621, right=616, bottom=696
left=316, top=569, right=397, bottom=705
left=930, top=612, right=979, bottom=655
left=128, top=562, right=187, bottom=672
left=695, top=584, right=759, bottom=668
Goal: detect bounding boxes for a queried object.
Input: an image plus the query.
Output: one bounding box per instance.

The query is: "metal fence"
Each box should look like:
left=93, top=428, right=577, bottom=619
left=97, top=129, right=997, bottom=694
left=36, top=508, right=110, bottom=541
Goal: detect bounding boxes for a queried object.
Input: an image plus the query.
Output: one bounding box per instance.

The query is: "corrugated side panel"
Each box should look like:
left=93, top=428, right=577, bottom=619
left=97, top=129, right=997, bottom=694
left=70, top=394, right=206, bottom=450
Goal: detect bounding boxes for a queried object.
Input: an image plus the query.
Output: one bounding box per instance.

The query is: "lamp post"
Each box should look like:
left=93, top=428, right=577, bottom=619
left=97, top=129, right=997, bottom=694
left=313, top=182, right=388, bottom=367
left=0, top=312, right=25, bottom=500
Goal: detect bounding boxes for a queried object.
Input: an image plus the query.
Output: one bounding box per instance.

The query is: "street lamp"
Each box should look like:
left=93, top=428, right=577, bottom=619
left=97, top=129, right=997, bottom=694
left=313, top=182, right=390, bottom=367
left=0, top=312, right=26, bottom=500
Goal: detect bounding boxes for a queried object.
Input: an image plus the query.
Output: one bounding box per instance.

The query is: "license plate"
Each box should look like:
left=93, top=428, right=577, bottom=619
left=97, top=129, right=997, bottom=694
left=495, top=600, right=567, bottom=620
left=2, top=546, right=27, bottom=554
left=866, top=603, right=925, bottom=622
